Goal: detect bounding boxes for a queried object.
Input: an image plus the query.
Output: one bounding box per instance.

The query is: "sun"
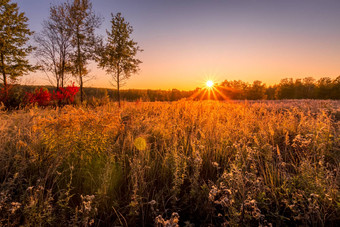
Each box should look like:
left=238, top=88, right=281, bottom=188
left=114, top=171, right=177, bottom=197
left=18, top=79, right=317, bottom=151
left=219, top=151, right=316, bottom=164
left=206, top=80, right=214, bottom=88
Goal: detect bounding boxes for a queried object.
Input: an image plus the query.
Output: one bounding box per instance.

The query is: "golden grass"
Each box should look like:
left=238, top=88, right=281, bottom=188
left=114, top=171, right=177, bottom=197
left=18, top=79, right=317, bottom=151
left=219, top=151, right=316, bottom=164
left=0, top=100, right=339, bottom=226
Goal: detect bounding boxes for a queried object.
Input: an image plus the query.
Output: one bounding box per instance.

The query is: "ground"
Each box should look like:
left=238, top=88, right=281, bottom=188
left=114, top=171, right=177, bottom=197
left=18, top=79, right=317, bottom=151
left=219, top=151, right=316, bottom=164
left=0, top=100, right=339, bottom=226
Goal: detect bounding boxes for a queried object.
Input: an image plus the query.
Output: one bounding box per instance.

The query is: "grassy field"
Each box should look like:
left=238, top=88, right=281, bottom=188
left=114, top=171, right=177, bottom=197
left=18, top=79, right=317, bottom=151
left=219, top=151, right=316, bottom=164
left=0, top=100, right=339, bottom=226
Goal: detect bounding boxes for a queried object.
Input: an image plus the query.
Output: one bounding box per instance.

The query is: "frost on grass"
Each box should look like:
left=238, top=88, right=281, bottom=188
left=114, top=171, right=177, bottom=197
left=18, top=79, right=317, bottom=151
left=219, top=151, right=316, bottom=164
left=0, top=100, right=339, bottom=226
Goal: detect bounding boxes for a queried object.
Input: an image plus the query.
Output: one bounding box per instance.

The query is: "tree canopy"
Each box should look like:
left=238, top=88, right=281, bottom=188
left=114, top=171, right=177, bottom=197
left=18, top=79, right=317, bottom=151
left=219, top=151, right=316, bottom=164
left=98, top=12, right=142, bottom=107
left=0, top=0, right=35, bottom=89
left=66, top=0, right=102, bottom=102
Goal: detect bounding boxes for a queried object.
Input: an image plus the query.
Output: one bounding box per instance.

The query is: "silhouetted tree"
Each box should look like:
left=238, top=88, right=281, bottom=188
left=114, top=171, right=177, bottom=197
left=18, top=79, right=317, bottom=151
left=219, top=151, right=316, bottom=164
left=246, top=80, right=266, bottom=100
left=276, top=78, right=295, bottom=99
left=170, top=89, right=182, bottom=101
left=67, top=0, right=102, bottom=102
left=0, top=0, right=35, bottom=93
left=317, top=77, right=333, bottom=99
left=302, top=77, right=316, bottom=99
left=265, top=85, right=277, bottom=100
left=294, top=79, right=304, bottom=99
left=331, top=76, right=340, bottom=99
left=35, top=2, right=72, bottom=90
left=98, top=12, right=142, bottom=107
left=221, top=80, right=248, bottom=99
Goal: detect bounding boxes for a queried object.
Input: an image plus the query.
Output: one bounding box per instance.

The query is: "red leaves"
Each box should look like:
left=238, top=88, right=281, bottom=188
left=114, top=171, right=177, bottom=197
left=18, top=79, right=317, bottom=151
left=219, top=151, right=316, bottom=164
left=0, top=86, right=9, bottom=102
left=25, top=83, right=79, bottom=106
left=53, top=83, right=80, bottom=103
left=26, top=88, right=51, bottom=106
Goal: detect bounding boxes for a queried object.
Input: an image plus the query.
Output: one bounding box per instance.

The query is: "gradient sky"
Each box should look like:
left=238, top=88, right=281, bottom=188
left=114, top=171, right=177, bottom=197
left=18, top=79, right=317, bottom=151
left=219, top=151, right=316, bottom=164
left=16, top=0, right=340, bottom=90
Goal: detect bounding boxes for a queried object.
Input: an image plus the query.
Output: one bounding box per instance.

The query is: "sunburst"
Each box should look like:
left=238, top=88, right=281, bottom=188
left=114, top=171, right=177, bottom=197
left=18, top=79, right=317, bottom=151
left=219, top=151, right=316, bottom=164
left=206, top=80, right=214, bottom=88
left=188, top=79, right=230, bottom=101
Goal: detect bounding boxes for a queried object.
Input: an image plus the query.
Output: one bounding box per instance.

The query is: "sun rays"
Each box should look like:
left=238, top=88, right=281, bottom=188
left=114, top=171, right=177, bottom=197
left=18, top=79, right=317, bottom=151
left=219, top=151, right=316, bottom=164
left=189, top=79, right=230, bottom=101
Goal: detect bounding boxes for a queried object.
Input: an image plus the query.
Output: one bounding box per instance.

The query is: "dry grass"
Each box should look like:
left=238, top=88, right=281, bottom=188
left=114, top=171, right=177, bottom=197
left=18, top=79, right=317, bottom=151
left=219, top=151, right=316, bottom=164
left=0, top=100, right=339, bottom=226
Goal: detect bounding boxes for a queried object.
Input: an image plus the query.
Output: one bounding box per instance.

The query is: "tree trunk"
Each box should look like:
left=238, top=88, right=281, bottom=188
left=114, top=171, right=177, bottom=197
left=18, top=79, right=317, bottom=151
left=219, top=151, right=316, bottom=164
left=117, top=64, right=121, bottom=107
left=117, top=75, right=120, bottom=108
left=80, top=76, right=83, bottom=103
left=1, top=53, right=8, bottom=97
left=1, top=53, right=7, bottom=87
left=61, top=58, right=65, bottom=88
left=77, top=27, right=83, bottom=103
left=2, top=72, right=6, bottom=89
left=54, top=66, right=59, bottom=91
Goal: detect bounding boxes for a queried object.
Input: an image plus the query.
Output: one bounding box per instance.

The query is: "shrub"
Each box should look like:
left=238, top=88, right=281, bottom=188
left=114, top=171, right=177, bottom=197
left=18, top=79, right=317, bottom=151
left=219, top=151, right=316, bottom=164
left=53, top=83, right=79, bottom=104
left=25, top=88, right=52, bottom=106
left=25, top=84, right=79, bottom=106
left=0, top=85, right=26, bottom=109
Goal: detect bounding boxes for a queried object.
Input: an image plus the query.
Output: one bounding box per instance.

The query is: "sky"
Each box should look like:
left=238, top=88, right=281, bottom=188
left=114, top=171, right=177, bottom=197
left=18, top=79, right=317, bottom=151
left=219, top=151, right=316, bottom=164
left=16, top=0, right=340, bottom=90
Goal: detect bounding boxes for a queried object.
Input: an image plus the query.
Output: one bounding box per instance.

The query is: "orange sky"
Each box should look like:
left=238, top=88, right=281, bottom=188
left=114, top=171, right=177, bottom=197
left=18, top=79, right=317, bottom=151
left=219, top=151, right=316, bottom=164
left=19, top=0, right=340, bottom=90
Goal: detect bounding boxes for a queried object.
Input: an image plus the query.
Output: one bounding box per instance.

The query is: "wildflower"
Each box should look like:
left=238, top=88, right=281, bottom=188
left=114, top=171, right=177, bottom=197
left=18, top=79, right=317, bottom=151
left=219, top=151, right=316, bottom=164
left=155, top=215, right=164, bottom=225
left=209, top=185, right=219, bottom=201
left=26, top=186, right=34, bottom=191
left=310, top=193, right=319, bottom=198
left=148, top=200, right=157, bottom=206
left=170, top=212, right=180, bottom=224
left=10, top=202, right=21, bottom=214
left=212, top=162, right=219, bottom=168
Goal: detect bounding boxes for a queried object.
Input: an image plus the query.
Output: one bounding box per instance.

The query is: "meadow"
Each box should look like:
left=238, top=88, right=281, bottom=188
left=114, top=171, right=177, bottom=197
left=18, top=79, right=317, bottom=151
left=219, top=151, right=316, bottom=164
left=0, top=100, right=339, bottom=226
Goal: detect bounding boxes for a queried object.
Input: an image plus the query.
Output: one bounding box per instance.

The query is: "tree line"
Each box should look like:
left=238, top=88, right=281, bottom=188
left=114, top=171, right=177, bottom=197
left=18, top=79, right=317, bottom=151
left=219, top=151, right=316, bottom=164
left=217, top=77, right=340, bottom=100
left=1, top=0, right=141, bottom=107
left=107, top=76, right=339, bottom=101
left=10, top=76, right=339, bottom=106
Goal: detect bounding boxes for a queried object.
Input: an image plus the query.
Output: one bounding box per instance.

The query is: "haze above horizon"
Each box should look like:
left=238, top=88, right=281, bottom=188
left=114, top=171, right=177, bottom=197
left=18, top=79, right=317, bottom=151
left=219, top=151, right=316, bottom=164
left=17, top=0, right=340, bottom=90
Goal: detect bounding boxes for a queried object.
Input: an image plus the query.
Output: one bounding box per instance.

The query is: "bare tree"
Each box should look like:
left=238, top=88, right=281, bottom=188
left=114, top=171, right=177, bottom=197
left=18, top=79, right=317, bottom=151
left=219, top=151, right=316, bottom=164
left=35, top=3, right=72, bottom=90
left=66, top=0, right=102, bottom=102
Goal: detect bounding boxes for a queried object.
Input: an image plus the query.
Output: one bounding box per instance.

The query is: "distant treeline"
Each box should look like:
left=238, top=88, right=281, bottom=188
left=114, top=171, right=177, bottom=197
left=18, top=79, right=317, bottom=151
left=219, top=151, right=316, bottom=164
left=89, top=76, right=340, bottom=101
left=1, top=76, right=339, bottom=106
left=83, top=87, right=195, bottom=102
left=214, top=76, right=340, bottom=100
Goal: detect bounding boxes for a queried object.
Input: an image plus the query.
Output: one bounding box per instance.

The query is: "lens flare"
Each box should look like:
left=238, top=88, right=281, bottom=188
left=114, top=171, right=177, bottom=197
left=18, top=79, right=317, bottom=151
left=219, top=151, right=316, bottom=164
left=134, top=137, right=146, bottom=151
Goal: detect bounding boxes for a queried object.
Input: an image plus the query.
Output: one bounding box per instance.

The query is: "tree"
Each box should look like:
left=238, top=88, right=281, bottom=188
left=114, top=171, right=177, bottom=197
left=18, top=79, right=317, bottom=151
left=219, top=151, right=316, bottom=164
left=275, top=78, right=295, bottom=99
left=66, top=0, right=102, bottom=102
left=35, top=3, right=72, bottom=90
left=302, top=77, right=316, bottom=99
left=265, top=85, right=277, bottom=100
left=0, top=0, right=35, bottom=93
left=317, top=77, right=332, bottom=99
left=98, top=12, right=142, bottom=107
left=246, top=80, right=266, bottom=100
left=220, top=80, right=248, bottom=99
left=294, top=79, right=304, bottom=99
left=331, top=76, right=340, bottom=99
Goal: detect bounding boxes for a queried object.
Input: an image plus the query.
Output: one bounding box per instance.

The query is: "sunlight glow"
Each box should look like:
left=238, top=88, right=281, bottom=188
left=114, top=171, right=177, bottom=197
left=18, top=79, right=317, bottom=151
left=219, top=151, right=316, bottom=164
left=206, top=80, right=214, bottom=88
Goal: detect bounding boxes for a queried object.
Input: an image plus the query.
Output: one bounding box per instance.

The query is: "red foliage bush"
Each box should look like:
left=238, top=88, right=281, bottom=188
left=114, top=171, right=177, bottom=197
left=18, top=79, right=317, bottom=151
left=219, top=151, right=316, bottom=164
left=25, top=83, right=79, bottom=106
left=26, top=88, right=51, bottom=106
left=53, top=83, right=79, bottom=103
left=0, top=86, right=8, bottom=102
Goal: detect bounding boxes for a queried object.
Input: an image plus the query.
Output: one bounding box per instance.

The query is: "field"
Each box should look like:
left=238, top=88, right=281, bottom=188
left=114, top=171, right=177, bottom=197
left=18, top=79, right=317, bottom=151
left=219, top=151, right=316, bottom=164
left=0, top=100, right=339, bottom=226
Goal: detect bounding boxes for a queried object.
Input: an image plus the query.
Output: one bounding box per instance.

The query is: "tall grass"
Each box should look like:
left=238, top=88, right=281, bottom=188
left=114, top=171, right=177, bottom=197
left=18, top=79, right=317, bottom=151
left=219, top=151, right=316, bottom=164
left=0, top=100, right=339, bottom=226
